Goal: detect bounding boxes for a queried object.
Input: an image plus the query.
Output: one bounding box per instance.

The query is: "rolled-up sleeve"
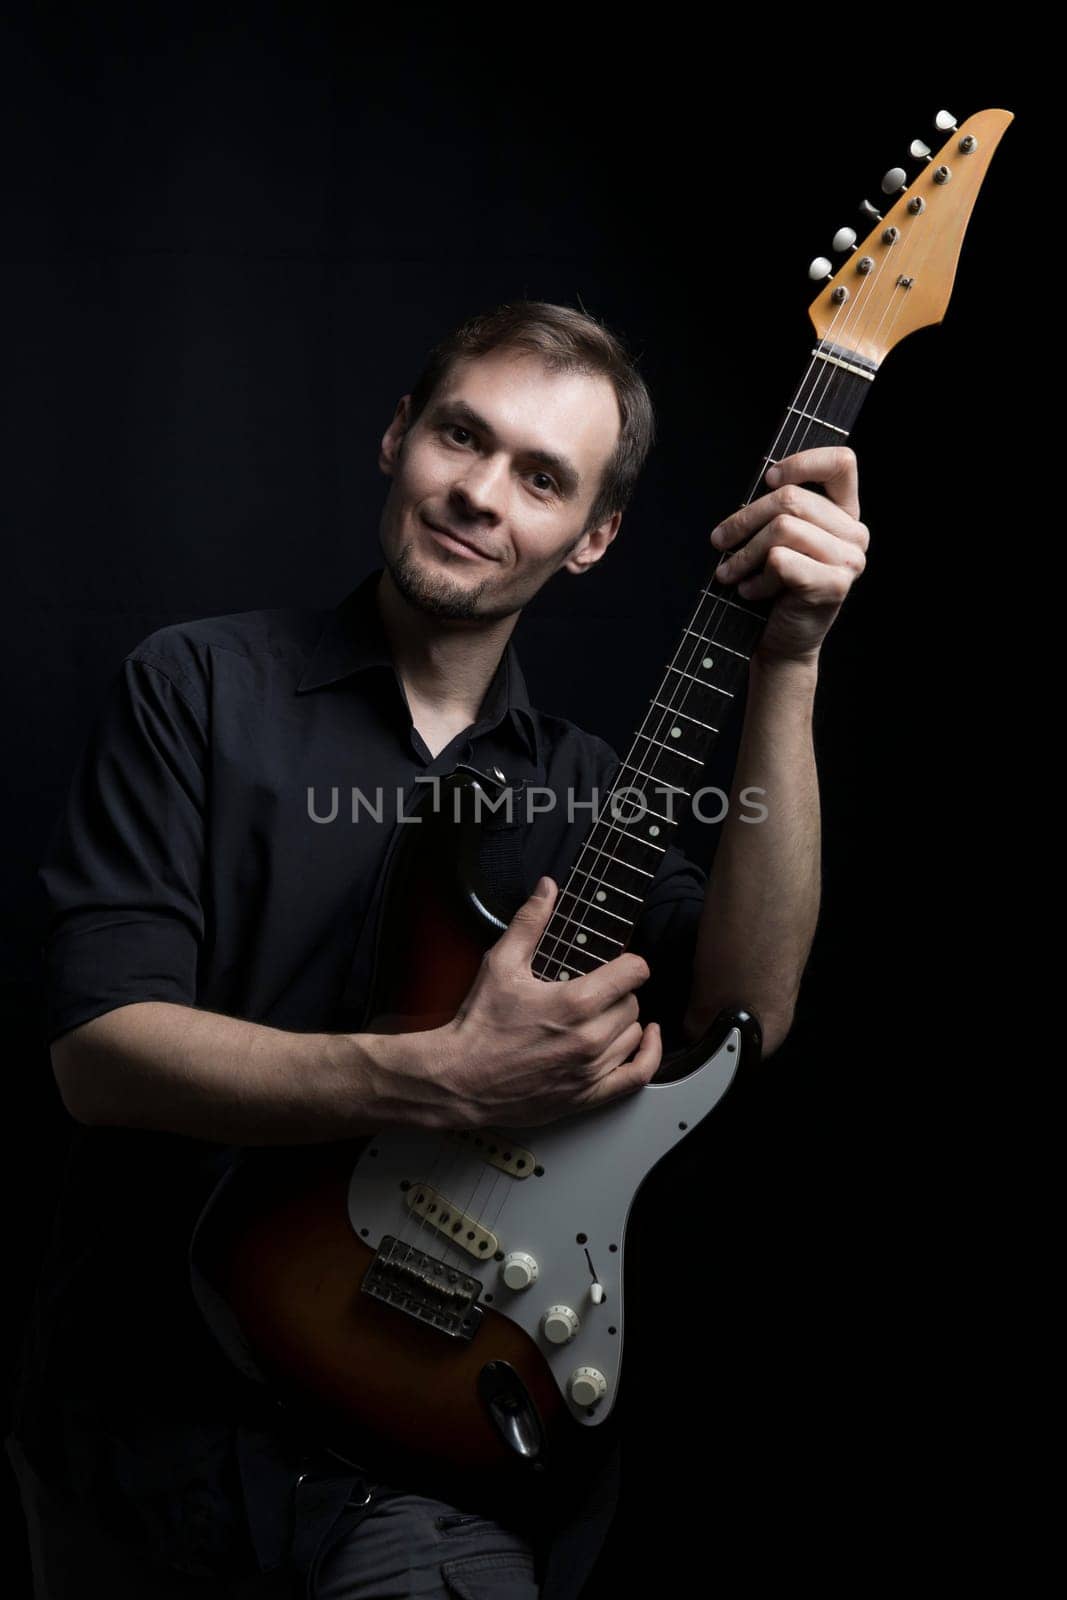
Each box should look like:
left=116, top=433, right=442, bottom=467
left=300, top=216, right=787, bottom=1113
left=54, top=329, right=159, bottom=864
left=39, top=650, right=207, bottom=1045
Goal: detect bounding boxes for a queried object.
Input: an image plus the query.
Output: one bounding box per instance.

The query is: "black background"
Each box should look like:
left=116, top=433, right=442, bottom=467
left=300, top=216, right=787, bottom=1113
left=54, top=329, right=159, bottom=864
left=1, top=7, right=1028, bottom=1593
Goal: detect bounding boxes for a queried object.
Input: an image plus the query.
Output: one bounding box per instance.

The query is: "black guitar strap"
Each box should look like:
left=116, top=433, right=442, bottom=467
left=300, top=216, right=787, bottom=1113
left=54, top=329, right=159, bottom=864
left=468, top=770, right=533, bottom=923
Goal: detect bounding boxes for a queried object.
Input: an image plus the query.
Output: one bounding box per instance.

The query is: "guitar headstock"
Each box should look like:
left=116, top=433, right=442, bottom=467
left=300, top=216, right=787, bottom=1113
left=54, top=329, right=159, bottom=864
left=807, top=107, right=1013, bottom=366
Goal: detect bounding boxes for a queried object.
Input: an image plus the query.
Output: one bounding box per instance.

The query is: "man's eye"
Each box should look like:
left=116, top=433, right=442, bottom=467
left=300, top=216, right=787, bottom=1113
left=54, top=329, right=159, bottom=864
left=442, top=426, right=555, bottom=494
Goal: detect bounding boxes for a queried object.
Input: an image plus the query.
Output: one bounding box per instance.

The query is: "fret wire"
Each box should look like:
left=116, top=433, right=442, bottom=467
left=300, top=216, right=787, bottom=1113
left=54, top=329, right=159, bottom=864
left=533, top=956, right=590, bottom=979
left=545, top=908, right=625, bottom=949
left=591, top=816, right=667, bottom=854
left=555, top=893, right=634, bottom=930
left=588, top=851, right=653, bottom=878
left=567, top=868, right=643, bottom=903
left=664, top=665, right=735, bottom=697
left=560, top=814, right=668, bottom=864
left=698, top=586, right=766, bottom=622
left=555, top=952, right=605, bottom=972
left=634, top=731, right=704, bottom=765
left=650, top=701, right=720, bottom=733
left=682, top=628, right=749, bottom=661
left=602, top=797, right=677, bottom=826
left=617, top=764, right=690, bottom=795
left=786, top=403, right=848, bottom=436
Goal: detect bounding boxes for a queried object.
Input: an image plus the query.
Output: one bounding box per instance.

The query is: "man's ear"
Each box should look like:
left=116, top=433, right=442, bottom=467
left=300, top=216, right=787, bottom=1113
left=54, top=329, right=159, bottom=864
left=379, top=395, right=412, bottom=477
left=563, top=510, right=623, bottom=575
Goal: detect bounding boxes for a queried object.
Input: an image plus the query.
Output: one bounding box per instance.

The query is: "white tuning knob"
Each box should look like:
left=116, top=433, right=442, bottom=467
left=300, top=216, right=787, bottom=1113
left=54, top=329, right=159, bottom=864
left=541, top=1305, right=580, bottom=1345
left=859, top=199, right=882, bottom=221
left=880, top=167, right=907, bottom=194
left=935, top=109, right=958, bottom=131
left=569, top=1367, right=608, bottom=1408
left=807, top=257, right=832, bottom=281
left=501, top=1252, right=539, bottom=1290
left=910, top=138, right=932, bottom=159
left=832, top=227, right=856, bottom=251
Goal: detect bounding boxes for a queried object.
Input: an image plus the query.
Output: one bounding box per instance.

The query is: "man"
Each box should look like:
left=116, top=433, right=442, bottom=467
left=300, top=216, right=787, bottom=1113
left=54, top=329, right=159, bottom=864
left=9, top=300, right=868, bottom=1597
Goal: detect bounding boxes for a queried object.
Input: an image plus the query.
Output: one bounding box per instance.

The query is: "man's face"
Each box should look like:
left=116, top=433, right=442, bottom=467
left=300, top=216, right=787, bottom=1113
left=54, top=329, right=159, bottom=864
left=377, top=346, right=623, bottom=620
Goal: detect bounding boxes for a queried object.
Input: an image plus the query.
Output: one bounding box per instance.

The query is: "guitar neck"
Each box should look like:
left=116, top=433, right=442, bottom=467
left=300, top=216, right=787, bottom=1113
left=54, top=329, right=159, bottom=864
left=530, top=341, right=877, bottom=983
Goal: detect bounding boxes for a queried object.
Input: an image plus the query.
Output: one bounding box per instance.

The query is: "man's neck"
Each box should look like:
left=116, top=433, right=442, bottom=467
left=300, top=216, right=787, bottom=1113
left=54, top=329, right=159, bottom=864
left=375, top=566, right=519, bottom=738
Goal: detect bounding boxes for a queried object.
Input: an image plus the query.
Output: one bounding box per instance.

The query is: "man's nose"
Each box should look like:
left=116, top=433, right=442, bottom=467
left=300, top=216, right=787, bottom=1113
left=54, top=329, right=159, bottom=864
left=452, top=454, right=508, bottom=516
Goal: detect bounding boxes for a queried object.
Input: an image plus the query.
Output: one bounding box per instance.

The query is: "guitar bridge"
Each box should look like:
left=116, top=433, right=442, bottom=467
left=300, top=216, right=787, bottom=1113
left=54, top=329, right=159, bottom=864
left=360, top=1235, right=485, bottom=1342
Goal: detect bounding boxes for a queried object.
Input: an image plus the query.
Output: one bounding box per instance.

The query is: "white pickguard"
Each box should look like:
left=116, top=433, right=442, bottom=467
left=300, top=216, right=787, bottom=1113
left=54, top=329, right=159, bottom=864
left=346, top=1027, right=740, bottom=1426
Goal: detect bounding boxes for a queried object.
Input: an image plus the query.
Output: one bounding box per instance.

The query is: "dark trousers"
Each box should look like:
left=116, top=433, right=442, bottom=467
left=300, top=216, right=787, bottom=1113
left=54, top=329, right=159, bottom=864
left=7, top=1432, right=541, bottom=1598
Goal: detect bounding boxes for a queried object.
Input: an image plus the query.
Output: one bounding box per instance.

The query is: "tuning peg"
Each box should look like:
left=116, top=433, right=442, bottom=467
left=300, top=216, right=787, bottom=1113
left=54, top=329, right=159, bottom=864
left=859, top=198, right=882, bottom=221
left=832, top=227, right=857, bottom=251
left=880, top=166, right=908, bottom=194
left=934, top=109, right=958, bottom=131
left=807, top=256, right=832, bottom=281
left=909, top=138, right=932, bottom=160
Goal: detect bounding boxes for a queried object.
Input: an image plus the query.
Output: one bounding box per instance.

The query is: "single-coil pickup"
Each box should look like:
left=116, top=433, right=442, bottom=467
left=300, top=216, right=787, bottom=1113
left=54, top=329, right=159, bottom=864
left=444, top=1128, right=536, bottom=1178
left=405, top=1184, right=499, bottom=1260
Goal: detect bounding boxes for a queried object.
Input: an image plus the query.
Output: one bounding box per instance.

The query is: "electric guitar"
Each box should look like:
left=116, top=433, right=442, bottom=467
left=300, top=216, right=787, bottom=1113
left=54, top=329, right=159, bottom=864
left=190, top=106, right=1012, bottom=1522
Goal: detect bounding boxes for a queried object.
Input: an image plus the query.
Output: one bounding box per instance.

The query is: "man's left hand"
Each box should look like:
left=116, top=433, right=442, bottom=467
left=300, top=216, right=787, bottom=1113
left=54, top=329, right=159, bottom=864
left=710, top=446, right=869, bottom=665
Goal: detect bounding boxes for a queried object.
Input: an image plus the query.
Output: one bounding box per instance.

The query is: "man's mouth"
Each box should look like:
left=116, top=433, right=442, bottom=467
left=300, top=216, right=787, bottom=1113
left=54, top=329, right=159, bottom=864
left=422, top=517, right=496, bottom=562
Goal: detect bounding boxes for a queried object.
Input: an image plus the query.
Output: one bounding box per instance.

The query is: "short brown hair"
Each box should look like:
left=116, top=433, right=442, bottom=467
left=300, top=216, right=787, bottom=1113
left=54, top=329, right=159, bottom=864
left=404, top=300, right=656, bottom=536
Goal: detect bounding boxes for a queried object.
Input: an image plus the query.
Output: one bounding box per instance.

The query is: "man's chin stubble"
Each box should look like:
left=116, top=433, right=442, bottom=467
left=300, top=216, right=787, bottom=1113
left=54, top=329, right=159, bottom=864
left=388, top=540, right=512, bottom=622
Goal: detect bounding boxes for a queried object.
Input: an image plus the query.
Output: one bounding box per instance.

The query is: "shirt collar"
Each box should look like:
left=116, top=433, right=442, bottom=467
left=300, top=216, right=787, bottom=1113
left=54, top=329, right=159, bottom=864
left=296, top=567, right=541, bottom=768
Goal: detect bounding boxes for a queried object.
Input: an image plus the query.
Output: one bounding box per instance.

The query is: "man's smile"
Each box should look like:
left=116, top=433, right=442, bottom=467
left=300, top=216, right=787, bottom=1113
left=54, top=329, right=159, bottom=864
left=421, top=515, right=499, bottom=562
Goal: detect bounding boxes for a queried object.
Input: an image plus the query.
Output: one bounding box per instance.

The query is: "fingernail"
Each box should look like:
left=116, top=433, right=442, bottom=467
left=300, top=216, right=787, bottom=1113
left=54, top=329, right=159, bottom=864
left=765, top=464, right=781, bottom=485
left=534, top=875, right=551, bottom=896
left=710, top=525, right=725, bottom=546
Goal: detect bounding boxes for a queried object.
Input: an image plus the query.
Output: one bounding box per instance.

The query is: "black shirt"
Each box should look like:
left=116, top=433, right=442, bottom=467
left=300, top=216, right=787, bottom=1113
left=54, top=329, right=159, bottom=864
left=17, top=567, right=708, bottom=1591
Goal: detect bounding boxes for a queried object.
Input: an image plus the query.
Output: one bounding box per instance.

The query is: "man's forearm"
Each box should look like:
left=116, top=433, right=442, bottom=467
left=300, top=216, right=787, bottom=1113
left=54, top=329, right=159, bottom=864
left=50, top=1001, right=449, bottom=1144
left=682, top=652, right=822, bottom=1055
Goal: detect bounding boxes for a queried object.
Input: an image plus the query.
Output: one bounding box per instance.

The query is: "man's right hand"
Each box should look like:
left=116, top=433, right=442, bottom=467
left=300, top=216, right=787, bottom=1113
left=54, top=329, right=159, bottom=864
left=422, top=875, right=662, bottom=1128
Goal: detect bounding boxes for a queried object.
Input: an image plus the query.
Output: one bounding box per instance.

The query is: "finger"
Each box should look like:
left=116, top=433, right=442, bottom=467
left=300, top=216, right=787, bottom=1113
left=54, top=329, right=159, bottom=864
left=712, top=482, right=862, bottom=557
left=732, top=545, right=860, bottom=605
left=767, top=445, right=859, bottom=519
left=563, top=950, right=651, bottom=1012
left=586, top=1022, right=662, bottom=1107
left=714, top=515, right=867, bottom=588
left=496, top=876, right=558, bottom=965
left=583, top=989, right=642, bottom=1054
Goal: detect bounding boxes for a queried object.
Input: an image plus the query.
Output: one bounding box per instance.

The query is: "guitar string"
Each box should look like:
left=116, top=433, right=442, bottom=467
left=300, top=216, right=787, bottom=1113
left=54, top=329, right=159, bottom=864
left=535, top=176, right=933, bottom=983
left=384, top=173, right=936, bottom=1282
left=533, top=261, right=876, bottom=979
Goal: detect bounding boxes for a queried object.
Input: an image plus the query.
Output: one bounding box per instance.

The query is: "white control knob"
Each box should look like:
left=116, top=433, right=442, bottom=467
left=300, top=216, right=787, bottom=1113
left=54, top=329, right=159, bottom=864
left=589, top=1282, right=605, bottom=1305
left=501, top=1252, right=539, bottom=1290
left=541, top=1305, right=580, bottom=1345
left=569, top=1367, right=608, bottom=1407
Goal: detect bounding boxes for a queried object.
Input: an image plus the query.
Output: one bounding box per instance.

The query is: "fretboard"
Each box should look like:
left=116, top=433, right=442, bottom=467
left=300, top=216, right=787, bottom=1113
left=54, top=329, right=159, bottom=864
left=530, top=340, right=876, bottom=983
